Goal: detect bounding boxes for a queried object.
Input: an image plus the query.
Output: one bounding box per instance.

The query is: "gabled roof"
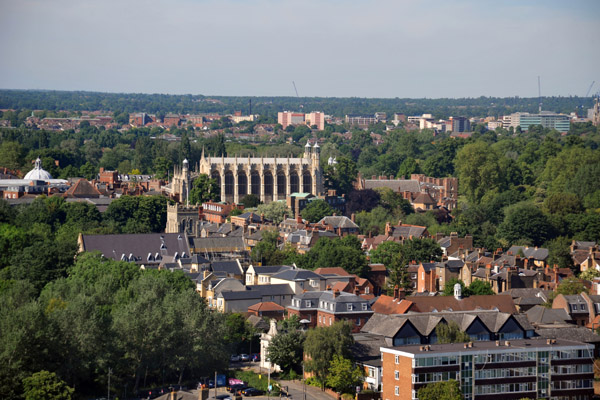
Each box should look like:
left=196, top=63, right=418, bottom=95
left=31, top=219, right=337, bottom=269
left=318, top=216, right=359, bottom=229
left=368, top=264, right=387, bottom=272
left=248, top=301, right=285, bottom=312
left=526, top=305, right=572, bottom=325
left=314, top=267, right=352, bottom=276
left=391, top=225, right=427, bottom=239
left=413, top=192, right=436, bottom=205
left=65, top=178, right=102, bottom=198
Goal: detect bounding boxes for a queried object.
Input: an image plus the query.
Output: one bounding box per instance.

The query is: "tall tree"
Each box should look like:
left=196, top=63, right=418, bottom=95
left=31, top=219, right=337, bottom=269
left=417, top=380, right=463, bottom=400
left=189, top=174, right=220, bottom=204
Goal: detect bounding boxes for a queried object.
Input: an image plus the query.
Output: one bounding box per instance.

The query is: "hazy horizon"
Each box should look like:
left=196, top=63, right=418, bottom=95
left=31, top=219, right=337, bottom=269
left=1, top=0, right=598, bottom=99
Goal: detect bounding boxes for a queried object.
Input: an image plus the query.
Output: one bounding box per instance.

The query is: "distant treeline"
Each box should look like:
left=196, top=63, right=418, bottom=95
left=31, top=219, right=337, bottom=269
left=0, top=89, right=595, bottom=119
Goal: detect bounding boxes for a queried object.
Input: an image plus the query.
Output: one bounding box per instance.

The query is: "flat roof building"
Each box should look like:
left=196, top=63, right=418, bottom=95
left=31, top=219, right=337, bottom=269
left=381, top=338, right=593, bottom=400
left=510, top=112, right=571, bottom=133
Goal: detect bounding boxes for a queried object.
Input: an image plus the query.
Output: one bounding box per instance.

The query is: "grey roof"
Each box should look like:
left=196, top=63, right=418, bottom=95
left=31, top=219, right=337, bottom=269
left=252, top=265, right=294, bottom=275
left=437, top=259, right=464, bottom=271
left=391, top=225, right=427, bottom=239
left=352, top=333, right=387, bottom=367
left=420, top=262, right=436, bottom=272
left=211, top=278, right=245, bottom=294
left=290, top=290, right=372, bottom=314
left=247, top=315, right=270, bottom=332
left=507, top=245, right=549, bottom=260
left=318, top=216, right=359, bottom=229
left=190, top=236, right=245, bottom=252
left=211, top=260, right=243, bottom=276
left=219, top=284, right=294, bottom=300
left=362, top=310, right=530, bottom=338
left=536, top=327, right=600, bottom=343
left=247, top=230, right=266, bottom=240
left=236, top=212, right=264, bottom=223
left=500, top=288, right=549, bottom=304
left=80, top=233, right=191, bottom=263
left=364, top=179, right=421, bottom=193
left=271, top=269, right=323, bottom=281
left=526, top=305, right=572, bottom=325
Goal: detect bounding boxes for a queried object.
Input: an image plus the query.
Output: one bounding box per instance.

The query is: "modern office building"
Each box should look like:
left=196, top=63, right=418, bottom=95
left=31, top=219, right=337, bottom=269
left=381, top=338, right=594, bottom=400
left=510, top=112, right=571, bottom=133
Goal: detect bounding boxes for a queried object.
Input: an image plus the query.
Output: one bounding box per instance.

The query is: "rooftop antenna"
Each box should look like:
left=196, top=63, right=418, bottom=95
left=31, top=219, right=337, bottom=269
left=538, top=76, right=542, bottom=113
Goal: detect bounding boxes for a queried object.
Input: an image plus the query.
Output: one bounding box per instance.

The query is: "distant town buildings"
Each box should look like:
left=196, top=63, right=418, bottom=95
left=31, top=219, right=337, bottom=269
left=509, top=111, right=571, bottom=133
left=277, top=111, right=325, bottom=131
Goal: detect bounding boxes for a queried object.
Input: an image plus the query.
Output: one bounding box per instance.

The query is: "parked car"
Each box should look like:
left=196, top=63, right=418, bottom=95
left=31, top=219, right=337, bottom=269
left=214, top=395, right=232, bottom=400
left=241, top=388, right=264, bottom=397
left=228, top=384, right=248, bottom=394
left=251, top=353, right=261, bottom=362
left=230, top=354, right=241, bottom=362
left=240, top=353, right=250, bottom=362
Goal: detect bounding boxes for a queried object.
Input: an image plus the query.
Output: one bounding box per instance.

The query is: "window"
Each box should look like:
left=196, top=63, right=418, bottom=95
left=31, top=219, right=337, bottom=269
left=394, top=386, right=399, bottom=396
left=362, top=303, right=368, bottom=311
left=329, top=317, right=332, bottom=326
left=365, top=287, right=370, bottom=294
left=319, top=315, right=322, bottom=323
left=305, top=300, right=311, bottom=307
left=394, top=371, right=399, bottom=380
left=356, top=318, right=361, bottom=325
left=395, top=355, right=399, bottom=364
left=347, top=304, right=353, bottom=311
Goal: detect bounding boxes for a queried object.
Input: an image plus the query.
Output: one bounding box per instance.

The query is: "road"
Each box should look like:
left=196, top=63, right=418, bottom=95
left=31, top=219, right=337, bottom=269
left=187, top=382, right=333, bottom=400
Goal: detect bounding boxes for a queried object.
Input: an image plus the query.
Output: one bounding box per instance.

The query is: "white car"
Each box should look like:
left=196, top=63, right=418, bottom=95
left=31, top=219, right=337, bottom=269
left=230, top=354, right=241, bottom=362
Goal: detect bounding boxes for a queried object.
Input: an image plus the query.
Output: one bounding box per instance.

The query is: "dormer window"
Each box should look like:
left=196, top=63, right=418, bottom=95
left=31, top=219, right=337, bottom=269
left=347, top=304, right=353, bottom=311
left=305, top=300, right=311, bottom=308
left=147, top=253, right=154, bottom=261
left=362, top=303, right=368, bottom=311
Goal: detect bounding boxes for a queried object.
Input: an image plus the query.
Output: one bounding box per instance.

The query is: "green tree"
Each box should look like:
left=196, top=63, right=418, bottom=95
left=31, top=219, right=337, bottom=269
left=189, top=174, right=220, bottom=204
left=556, top=276, right=587, bottom=295
left=417, top=380, right=463, bottom=400
left=22, top=370, right=74, bottom=400
left=467, top=280, right=494, bottom=296
left=546, top=236, right=575, bottom=271
left=369, top=241, right=403, bottom=266
left=496, top=203, right=554, bottom=246
left=267, top=330, right=305, bottom=374
left=240, top=194, right=260, bottom=208
left=251, top=229, right=284, bottom=266
left=302, top=199, right=334, bottom=223
left=256, top=201, right=291, bottom=224
left=455, top=142, right=504, bottom=204
left=442, top=278, right=467, bottom=297
left=397, top=156, right=420, bottom=178
left=304, top=322, right=354, bottom=389
left=435, top=321, right=470, bottom=344
left=325, top=355, right=363, bottom=394
left=324, top=156, right=358, bottom=196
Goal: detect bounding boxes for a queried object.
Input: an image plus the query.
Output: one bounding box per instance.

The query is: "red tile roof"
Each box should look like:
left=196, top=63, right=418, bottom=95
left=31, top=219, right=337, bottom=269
left=371, top=295, right=413, bottom=314
left=247, top=302, right=285, bottom=312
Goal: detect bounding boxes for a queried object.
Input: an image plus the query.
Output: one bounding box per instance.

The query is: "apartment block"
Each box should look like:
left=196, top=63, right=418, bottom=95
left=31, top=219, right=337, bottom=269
left=278, top=111, right=325, bottom=131
left=381, top=338, right=593, bottom=400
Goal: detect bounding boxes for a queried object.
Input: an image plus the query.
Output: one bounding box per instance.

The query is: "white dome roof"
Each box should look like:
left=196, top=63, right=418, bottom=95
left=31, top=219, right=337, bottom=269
left=24, top=158, right=53, bottom=180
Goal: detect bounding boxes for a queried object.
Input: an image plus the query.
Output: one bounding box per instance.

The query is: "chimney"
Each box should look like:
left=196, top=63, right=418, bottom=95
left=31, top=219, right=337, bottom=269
left=333, top=289, right=340, bottom=298
left=398, top=287, right=406, bottom=300
left=351, top=213, right=355, bottom=223
left=385, top=221, right=392, bottom=237
left=354, top=287, right=360, bottom=296
left=393, top=285, right=399, bottom=300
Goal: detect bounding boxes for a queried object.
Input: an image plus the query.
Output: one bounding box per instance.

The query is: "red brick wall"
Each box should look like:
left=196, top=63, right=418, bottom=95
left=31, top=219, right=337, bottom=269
left=381, top=352, right=413, bottom=400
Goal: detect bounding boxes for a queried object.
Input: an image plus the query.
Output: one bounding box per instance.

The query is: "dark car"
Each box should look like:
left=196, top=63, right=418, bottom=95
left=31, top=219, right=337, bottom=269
left=228, top=384, right=248, bottom=394
left=241, top=388, right=264, bottom=397
left=251, top=353, right=261, bottom=362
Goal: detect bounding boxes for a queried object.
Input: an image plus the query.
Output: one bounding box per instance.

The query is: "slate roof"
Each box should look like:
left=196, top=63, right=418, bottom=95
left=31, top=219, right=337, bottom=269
left=352, top=332, right=387, bottom=367
left=235, top=212, right=264, bottom=223
left=536, top=327, right=600, bottom=344
left=526, top=305, right=572, bottom=325
left=252, top=265, right=294, bottom=275
left=500, top=288, right=549, bottom=305
left=289, top=290, right=372, bottom=314
left=247, top=314, right=270, bottom=332
left=318, top=216, right=359, bottom=229
left=211, top=260, right=243, bottom=276
left=413, top=192, right=436, bottom=205
left=391, top=225, right=428, bottom=239
left=211, top=278, right=245, bottom=294
left=507, top=245, right=549, bottom=261
left=219, top=284, right=294, bottom=300
left=190, top=236, right=245, bottom=252
left=437, top=259, right=464, bottom=271
left=272, top=269, right=323, bottom=281
left=362, top=310, right=531, bottom=338
left=363, top=179, right=421, bottom=193
left=80, top=233, right=191, bottom=263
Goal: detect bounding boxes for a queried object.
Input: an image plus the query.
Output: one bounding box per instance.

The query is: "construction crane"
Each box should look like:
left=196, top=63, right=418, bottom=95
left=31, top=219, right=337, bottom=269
left=585, top=81, right=595, bottom=97
left=292, top=81, right=303, bottom=109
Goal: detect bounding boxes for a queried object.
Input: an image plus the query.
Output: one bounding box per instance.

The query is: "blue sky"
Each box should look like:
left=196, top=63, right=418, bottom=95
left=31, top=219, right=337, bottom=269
left=0, top=0, right=598, bottom=98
